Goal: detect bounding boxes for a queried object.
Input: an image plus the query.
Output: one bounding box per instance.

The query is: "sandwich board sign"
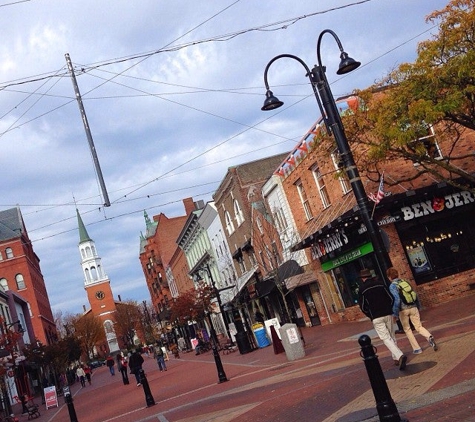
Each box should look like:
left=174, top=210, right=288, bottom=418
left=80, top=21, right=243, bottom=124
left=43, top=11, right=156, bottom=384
left=44, top=386, right=58, bottom=409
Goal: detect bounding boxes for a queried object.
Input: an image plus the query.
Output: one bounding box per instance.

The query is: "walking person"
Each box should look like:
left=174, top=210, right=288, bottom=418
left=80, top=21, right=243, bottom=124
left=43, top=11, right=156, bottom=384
left=358, top=268, right=408, bottom=370
left=154, top=342, right=167, bottom=371
left=76, top=365, right=86, bottom=387
left=116, top=352, right=130, bottom=385
left=106, top=354, right=115, bottom=376
left=387, top=267, right=438, bottom=354
left=84, top=364, right=92, bottom=385
left=128, top=348, right=145, bottom=386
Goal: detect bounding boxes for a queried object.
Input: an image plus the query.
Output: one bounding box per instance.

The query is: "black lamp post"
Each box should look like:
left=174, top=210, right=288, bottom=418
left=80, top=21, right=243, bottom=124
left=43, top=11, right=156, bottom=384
left=261, top=29, right=391, bottom=281
left=201, top=264, right=233, bottom=343
left=197, top=265, right=228, bottom=383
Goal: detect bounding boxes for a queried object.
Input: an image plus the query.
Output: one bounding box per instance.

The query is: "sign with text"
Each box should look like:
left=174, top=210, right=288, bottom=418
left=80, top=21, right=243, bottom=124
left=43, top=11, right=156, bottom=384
left=44, top=386, right=58, bottom=409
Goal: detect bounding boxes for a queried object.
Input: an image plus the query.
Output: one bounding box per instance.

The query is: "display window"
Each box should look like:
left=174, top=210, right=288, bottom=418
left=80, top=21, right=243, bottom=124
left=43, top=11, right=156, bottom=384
left=397, top=208, right=475, bottom=284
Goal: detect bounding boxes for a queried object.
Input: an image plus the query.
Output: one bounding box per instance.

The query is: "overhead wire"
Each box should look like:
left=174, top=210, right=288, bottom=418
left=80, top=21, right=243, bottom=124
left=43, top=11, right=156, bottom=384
left=2, top=0, right=438, bottom=243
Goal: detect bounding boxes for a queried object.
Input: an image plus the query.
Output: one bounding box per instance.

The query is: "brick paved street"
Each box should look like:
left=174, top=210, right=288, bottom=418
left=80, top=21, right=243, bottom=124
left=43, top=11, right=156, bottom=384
left=11, top=293, right=475, bottom=422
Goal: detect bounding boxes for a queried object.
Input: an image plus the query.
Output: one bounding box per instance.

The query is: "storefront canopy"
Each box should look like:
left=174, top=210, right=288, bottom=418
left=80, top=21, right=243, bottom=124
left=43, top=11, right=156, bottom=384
left=285, top=272, right=317, bottom=291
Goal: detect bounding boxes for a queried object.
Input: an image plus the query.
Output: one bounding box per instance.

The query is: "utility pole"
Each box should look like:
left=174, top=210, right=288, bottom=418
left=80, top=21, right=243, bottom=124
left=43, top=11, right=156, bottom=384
left=65, top=53, right=111, bottom=207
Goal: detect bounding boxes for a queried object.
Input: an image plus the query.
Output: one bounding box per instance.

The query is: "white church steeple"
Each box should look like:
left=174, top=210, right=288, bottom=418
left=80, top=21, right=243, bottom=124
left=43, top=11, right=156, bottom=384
left=77, top=209, right=108, bottom=286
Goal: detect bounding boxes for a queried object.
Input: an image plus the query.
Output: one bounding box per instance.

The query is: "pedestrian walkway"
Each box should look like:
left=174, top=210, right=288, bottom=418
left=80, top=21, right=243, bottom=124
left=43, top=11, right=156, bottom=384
left=8, top=292, right=475, bottom=421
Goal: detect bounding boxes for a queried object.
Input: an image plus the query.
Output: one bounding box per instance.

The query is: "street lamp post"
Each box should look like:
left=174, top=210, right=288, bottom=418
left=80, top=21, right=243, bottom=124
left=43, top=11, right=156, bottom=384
left=202, top=264, right=233, bottom=343
left=261, top=29, right=391, bottom=282
left=197, top=265, right=229, bottom=383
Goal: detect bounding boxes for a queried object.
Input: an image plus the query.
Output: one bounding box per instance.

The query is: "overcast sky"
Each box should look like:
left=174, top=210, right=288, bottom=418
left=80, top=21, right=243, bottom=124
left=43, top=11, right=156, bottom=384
left=0, top=0, right=449, bottom=316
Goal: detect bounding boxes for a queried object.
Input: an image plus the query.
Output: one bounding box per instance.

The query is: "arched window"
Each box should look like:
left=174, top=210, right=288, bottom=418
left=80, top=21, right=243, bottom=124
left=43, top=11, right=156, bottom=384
left=85, top=268, right=91, bottom=281
left=104, top=320, right=114, bottom=334
left=15, top=274, right=26, bottom=290
left=5, top=248, right=13, bottom=259
left=225, top=211, right=235, bottom=235
left=0, top=278, right=8, bottom=291
left=81, top=248, right=86, bottom=259
left=85, top=246, right=92, bottom=257
left=234, top=200, right=245, bottom=226
left=91, top=266, right=98, bottom=280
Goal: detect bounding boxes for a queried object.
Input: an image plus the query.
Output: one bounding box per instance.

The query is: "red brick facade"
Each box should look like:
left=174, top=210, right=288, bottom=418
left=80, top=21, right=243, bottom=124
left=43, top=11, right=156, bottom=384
left=278, top=99, right=475, bottom=325
left=0, top=208, right=57, bottom=344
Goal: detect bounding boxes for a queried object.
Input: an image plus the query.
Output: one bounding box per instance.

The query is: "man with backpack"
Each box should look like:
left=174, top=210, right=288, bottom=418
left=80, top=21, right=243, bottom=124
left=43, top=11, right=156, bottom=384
left=358, top=268, right=408, bottom=370
left=387, top=267, right=438, bottom=354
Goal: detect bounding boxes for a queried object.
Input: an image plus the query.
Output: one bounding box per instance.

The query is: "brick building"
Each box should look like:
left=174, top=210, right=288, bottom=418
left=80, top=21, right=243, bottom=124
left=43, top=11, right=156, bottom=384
left=276, top=95, right=475, bottom=324
left=0, top=207, right=57, bottom=345
left=139, top=198, right=197, bottom=325
left=212, top=153, right=289, bottom=333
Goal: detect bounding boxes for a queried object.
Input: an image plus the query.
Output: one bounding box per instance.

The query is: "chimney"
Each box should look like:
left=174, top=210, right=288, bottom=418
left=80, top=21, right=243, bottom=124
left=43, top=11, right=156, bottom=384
left=194, top=200, right=205, bottom=210
left=183, top=197, right=195, bottom=216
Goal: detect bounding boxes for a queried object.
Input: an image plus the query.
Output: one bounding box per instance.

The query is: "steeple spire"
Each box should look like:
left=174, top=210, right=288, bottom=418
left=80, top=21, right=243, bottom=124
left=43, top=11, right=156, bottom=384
left=77, top=209, right=92, bottom=244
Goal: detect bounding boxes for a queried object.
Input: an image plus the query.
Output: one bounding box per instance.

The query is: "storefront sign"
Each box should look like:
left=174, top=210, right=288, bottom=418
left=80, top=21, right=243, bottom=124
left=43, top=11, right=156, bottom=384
left=311, top=228, right=349, bottom=259
left=321, top=242, right=373, bottom=272
left=400, top=190, right=475, bottom=221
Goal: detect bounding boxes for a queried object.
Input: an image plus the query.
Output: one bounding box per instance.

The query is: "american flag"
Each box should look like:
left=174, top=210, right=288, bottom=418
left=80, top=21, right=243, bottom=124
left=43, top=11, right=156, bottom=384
left=368, top=173, right=385, bottom=204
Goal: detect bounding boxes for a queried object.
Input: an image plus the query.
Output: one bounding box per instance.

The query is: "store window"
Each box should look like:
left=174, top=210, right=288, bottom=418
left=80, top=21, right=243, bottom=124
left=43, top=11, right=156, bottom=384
left=398, top=209, right=475, bottom=284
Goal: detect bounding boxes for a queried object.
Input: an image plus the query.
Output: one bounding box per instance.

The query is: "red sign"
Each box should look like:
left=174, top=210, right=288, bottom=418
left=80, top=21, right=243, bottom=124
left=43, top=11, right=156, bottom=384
left=44, top=386, right=58, bottom=409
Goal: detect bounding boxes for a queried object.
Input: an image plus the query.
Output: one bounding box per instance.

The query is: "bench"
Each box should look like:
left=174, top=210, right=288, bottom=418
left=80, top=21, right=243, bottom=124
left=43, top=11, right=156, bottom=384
left=14, top=395, right=40, bottom=420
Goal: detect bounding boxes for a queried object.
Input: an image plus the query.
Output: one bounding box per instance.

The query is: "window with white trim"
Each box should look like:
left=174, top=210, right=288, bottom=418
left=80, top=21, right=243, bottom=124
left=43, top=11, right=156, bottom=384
left=295, top=180, right=313, bottom=220
left=225, top=211, right=235, bottom=235
left=5, top=248, right=13, bottom=259
left=0, top=278, right=8, bottom=291
left=15, top=274, right=26, bottom=290
left=331, top=151, right=352, bottom=194
left=312, top=165, right=331, bottom=208
left=412, top=124, right=442, bottom=161
left=234, top=200, right=245, bottom=226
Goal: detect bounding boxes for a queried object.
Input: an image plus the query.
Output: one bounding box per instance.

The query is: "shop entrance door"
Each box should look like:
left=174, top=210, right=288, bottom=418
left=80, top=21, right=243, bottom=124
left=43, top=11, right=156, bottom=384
left=301, top=285, right=321, bottom=326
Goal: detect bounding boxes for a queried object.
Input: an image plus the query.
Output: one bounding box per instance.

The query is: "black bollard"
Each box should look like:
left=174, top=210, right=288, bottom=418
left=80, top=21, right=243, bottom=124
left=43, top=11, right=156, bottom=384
left=138, top=369, right=156, bottom=407
left=63, top=386, right=78, bottom=422
left=211, top=344, right=229, bottom=383
left=358, top=335, right=408, bottom=422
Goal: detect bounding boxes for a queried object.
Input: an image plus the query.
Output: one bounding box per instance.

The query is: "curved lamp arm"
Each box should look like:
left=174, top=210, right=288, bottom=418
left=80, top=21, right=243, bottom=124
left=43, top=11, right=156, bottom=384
left=262, top=54, right=328, bottom=131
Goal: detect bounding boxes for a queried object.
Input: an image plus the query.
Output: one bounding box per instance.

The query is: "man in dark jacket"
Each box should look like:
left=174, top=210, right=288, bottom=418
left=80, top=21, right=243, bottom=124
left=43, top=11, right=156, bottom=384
left=358, top=268, right=407, bottom=370
left=128, top=349, right=145, bottom=386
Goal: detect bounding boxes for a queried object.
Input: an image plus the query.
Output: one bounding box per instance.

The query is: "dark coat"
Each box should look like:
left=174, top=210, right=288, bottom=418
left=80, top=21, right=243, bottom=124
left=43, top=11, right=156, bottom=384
left=128, top=351, right=144, bottom=373
left=358, top=276, right=394, bottom=320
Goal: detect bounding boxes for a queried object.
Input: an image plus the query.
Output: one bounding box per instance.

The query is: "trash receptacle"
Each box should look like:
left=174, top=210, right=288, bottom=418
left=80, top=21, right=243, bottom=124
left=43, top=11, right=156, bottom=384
left=278, top=323, right=305, bottom=361
left=235, top=331, right=252, bottom=354
left=253, top=325, right=270, bottom=348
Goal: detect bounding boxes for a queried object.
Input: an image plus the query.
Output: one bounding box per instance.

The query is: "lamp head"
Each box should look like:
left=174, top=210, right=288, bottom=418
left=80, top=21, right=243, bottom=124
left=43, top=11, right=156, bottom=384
left=261, top=90, right=284, bottom=111
left=337, top=52, right=360, bottom=75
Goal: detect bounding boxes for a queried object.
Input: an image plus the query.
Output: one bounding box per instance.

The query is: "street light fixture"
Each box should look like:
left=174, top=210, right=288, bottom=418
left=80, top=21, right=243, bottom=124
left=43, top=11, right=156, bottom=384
left=261, top=29, right=391, bottom=281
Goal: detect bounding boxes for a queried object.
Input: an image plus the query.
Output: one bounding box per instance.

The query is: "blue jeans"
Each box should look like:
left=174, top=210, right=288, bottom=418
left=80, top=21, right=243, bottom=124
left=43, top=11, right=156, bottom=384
left=156, top=356, right=167, bottom=371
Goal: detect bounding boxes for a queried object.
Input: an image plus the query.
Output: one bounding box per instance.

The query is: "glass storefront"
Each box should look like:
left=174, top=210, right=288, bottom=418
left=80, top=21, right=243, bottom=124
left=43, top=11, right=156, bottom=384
left=397, top=206, right=475, bottom=284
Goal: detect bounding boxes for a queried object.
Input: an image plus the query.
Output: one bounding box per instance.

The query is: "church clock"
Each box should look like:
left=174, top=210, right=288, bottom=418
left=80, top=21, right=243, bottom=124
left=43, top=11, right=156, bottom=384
left=95, top=290, right=105, bottom=300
